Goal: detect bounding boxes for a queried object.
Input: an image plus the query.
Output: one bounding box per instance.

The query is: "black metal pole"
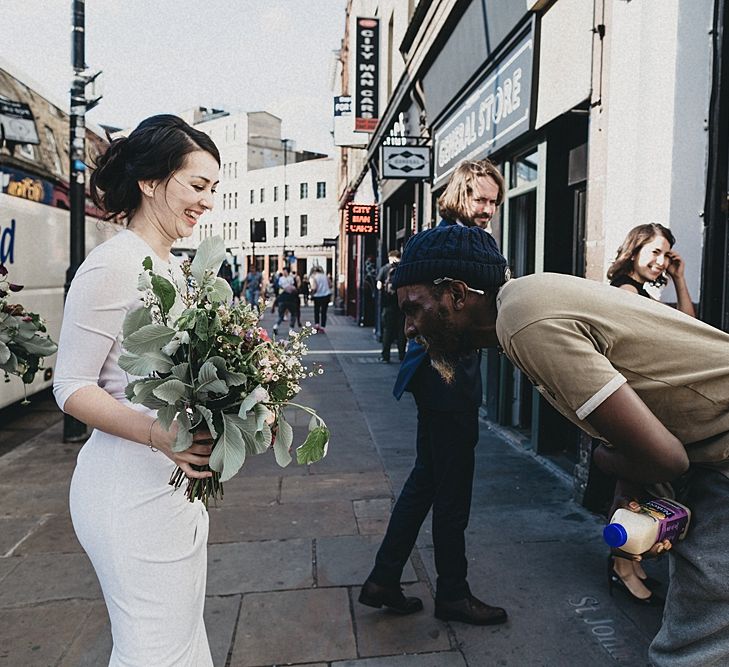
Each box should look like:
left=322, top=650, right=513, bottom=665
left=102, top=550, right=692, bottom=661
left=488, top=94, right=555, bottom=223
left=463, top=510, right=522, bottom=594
left=63, top=0, right=88, bottom=442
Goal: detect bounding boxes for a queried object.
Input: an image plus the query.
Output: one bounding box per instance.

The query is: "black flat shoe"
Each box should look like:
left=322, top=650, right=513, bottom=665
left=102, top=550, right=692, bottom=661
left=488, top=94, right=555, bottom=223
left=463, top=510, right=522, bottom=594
left=435, top=594, right=508, bottom=626
left=358, top=580, right=423, bottom=615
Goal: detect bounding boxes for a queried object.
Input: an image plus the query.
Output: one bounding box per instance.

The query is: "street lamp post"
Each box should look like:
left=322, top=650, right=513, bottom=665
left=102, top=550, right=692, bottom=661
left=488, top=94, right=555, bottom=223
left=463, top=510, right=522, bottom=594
left=64, top=0, right=101, bottom=442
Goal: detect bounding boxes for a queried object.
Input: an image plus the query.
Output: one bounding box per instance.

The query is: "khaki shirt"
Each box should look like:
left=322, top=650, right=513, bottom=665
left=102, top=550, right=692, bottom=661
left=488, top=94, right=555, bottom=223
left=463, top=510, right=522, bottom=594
left=496, top=274, right=729, bottom=472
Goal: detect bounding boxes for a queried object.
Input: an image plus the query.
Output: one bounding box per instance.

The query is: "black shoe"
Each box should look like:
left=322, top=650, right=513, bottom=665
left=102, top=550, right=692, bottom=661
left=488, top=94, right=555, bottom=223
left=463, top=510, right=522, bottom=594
left=607, top=556, right=664, bottom=606
left=378, top=357, right=391, bottom=364
left=607, top=554, right=661, bottom=590
left=435, top=594, right=508, bottom=626
left=358, top=580, right=423, bottom=615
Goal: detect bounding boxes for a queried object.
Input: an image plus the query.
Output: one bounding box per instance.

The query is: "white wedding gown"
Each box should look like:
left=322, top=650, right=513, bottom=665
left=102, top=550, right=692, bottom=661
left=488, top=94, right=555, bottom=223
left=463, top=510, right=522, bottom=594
left=54, top=229, right=213, bottom=667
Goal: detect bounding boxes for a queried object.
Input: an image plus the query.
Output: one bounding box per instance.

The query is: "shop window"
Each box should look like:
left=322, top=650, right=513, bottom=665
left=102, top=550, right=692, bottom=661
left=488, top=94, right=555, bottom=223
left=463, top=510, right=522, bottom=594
left=511, top=147, right=540, bottom=189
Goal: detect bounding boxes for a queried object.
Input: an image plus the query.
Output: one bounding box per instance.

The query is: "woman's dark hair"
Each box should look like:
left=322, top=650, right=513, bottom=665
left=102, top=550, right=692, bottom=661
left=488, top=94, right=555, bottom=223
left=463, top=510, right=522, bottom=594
left=90, top=114, right=221, bottom=221
left=607, top=223, right=676, bottom=286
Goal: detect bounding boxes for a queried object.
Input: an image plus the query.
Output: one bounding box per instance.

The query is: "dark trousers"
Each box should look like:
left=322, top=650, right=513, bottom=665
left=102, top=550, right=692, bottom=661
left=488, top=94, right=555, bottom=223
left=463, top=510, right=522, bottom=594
left=381, top=305, right=406, bottom=361
left=313, top=296, right=329, bottom=328
left=368, top=405, right=478, bottom=601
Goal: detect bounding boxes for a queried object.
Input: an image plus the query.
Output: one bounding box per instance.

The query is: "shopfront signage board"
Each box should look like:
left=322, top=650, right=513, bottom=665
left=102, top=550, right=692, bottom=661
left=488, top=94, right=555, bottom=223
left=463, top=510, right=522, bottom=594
left=381, top=145, right=431, bottom=179
left=354, top=17, right=380, bottom=132
left=433, top=27, right=534, bottom=186
left=345, top=203, right=379, bottom=235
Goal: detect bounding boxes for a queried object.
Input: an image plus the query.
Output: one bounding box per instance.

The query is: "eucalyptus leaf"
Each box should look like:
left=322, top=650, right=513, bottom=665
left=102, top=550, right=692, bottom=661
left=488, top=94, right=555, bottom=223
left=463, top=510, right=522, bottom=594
left=0, top=341, right=10, bottom=365
left=0, top=350, right=18, bottom=373
left=195, top=404, right=218, bottom=440
left=273, top=416, right=293, bottom=467
left=196, top=361, right=229, bottom=396
left=123, top=324, right=176, bottom=355
left=157, top=404, right=178, bottom=431
left=254, top=423, right=272, bottom=452
left=142, top=256, right=153, bottom=271
left=190, top=236, right=226, bottom=285
left=170, top=362, right=191, bottom=383
left=123, top=307, right=153, bottom=339
left=207, top=357, right=248, bottom=387
left=118, top=351, right=174, bottom=376
left=172, top=411, right=193, bottom=452
left=151, top=274, right=177, bottom=316
left=308, top=413, right=319, bottom=431
left=206, top=277, right=233, bottom=304
left=22, top=336, right=58, bottom=357
left=209, top=414, right=246, bottom=482
left=296, top=426, right=330, bottom=465
left=152, top=378, right=188, bottom=405
left=238, top=385, right=269, bottom=417
left=253, top=403, right=272, bottom=432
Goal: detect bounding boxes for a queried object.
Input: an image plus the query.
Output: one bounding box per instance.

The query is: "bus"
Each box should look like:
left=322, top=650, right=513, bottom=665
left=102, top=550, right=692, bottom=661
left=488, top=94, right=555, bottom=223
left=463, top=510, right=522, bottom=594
left=1, top=64, right=119, bottom=409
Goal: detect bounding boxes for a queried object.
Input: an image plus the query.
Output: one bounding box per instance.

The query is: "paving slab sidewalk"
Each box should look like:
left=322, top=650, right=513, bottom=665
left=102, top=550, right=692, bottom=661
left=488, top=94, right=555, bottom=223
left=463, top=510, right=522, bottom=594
left=0, top=306, right=665, bottom=666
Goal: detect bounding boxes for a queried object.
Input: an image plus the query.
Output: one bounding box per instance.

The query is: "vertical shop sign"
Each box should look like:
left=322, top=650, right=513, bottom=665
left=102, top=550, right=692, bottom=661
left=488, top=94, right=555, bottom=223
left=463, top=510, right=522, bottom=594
left=354, top=17, right=379, bottom=132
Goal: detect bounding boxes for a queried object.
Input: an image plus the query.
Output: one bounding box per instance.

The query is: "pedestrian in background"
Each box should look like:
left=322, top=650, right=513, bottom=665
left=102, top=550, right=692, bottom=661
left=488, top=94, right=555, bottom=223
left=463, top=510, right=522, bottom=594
left=309, top=264, right=331, bottom=332
left=608, top=223, right=695, bottom=317
left=244, top=263, right=263, bottom=308
left=273, top=265, right=297, bottom=335
left=360, top=158, right=508, bottom=626
left=376, top=249, right=406, bottom=363
left=53, top=114, right=219, bottom=666
left=602, top=223, right=696, bottom=604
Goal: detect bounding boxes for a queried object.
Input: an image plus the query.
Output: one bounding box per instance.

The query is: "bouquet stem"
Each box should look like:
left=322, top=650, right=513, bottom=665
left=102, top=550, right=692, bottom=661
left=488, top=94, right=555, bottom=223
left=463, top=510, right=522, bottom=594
left=168, top=466, right=223, bottom=508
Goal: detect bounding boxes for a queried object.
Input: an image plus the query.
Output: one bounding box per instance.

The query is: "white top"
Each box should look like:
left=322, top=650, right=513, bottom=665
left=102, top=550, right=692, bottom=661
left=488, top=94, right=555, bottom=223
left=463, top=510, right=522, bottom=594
left=310, top=273, right=331, bottom=297
left=53, top=229, right=177, bottom=410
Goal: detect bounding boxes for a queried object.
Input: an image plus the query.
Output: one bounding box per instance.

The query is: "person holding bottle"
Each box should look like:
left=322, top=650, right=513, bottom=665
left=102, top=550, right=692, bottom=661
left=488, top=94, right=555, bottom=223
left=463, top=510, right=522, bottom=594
left=600, top=223, right=697, bottom=604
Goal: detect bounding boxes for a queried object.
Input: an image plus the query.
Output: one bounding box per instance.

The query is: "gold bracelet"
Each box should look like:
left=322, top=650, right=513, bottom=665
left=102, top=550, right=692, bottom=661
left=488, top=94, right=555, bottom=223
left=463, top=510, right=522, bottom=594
left=148, top=418, right=159, bottom=452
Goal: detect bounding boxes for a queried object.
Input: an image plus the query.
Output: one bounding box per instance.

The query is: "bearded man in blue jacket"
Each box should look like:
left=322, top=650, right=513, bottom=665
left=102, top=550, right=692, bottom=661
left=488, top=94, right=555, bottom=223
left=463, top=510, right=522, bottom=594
left=359, top=158, right=510, bottom=625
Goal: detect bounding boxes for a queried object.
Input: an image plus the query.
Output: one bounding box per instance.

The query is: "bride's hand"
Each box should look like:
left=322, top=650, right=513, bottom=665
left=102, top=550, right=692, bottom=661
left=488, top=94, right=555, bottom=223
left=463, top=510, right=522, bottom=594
left=152, top=421, right=214, bottom=479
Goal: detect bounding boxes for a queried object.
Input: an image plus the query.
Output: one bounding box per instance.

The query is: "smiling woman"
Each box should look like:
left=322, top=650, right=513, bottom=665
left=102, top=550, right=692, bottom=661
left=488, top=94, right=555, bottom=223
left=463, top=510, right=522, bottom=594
left=53, top=114, right=221, bottom=667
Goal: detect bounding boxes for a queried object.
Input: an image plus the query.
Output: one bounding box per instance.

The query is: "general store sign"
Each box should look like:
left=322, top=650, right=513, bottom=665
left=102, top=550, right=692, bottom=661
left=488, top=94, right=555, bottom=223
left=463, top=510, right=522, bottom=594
left=354, top=17, right=379, bottom=132
left=345, top=203, right=379, bottom=235
left=433, top=28, right=534, bottom=185
left=381, top=145, right=430, bottom=180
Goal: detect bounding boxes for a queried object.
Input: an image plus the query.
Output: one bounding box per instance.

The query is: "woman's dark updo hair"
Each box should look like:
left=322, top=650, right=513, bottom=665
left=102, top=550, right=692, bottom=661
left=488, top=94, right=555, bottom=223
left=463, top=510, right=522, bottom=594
left=90, top=114, right=221, bottom=221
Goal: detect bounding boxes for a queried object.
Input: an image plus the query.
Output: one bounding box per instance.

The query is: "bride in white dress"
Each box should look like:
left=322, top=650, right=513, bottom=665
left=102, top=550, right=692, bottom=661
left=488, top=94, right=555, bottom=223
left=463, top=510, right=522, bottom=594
left=54, top=115, right=220, bottom=667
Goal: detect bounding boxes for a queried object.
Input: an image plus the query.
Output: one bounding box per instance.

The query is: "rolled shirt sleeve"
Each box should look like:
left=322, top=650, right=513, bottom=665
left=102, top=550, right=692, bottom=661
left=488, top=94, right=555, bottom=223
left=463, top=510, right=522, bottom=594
left=502, top=317, right=626, bottom=425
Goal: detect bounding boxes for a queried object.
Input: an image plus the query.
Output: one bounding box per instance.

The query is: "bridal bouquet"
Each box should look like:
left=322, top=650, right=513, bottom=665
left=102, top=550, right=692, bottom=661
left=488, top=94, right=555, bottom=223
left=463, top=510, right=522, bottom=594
left=0, top=265, right=58, bottom=398
left=118, top=235, right=329, bottom=506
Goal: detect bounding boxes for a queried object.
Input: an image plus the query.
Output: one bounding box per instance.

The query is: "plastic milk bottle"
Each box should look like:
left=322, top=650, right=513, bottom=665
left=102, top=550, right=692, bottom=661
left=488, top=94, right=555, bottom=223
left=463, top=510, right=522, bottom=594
left=602, top=498, right=691, bottom=555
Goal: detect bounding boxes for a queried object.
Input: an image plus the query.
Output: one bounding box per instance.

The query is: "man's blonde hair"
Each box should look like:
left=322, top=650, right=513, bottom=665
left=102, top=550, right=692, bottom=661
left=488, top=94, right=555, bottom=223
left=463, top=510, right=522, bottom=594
left=437, top=158, right=505, bottom=223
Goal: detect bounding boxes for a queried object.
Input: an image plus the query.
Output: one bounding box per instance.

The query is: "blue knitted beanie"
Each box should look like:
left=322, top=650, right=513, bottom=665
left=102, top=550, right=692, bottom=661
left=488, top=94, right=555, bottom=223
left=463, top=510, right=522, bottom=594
left=391, top=225, right=509, bottom=291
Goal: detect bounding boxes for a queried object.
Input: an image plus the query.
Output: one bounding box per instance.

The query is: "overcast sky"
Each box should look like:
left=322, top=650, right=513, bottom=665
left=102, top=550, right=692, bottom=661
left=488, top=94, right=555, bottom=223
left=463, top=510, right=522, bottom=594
left=0, top=0, right=347, bottom=154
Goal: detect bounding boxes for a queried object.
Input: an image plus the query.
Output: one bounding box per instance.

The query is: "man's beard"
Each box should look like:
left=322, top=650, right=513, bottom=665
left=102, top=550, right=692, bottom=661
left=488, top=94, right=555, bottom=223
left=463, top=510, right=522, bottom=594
left=415, top=308, right=467, bottom=385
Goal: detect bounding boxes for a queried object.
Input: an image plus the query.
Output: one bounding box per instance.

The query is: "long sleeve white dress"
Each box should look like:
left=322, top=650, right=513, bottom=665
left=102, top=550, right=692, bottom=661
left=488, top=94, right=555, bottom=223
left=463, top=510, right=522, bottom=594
left=54, top=229, right=213, bottom=667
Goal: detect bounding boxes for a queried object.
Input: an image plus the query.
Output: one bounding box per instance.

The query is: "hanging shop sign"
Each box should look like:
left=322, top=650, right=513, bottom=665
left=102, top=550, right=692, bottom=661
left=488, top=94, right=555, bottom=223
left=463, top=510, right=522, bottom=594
left=0, top=99, right=40, bottom=145
left=345, top=203, right=379, bottom=235
left=354, top=17, right=379, bottom=133
left=433, top=26, right=534, bottom=185
left=333, top=96, right=368, bottom=147
left=381, top=145, right=431, bottom=180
